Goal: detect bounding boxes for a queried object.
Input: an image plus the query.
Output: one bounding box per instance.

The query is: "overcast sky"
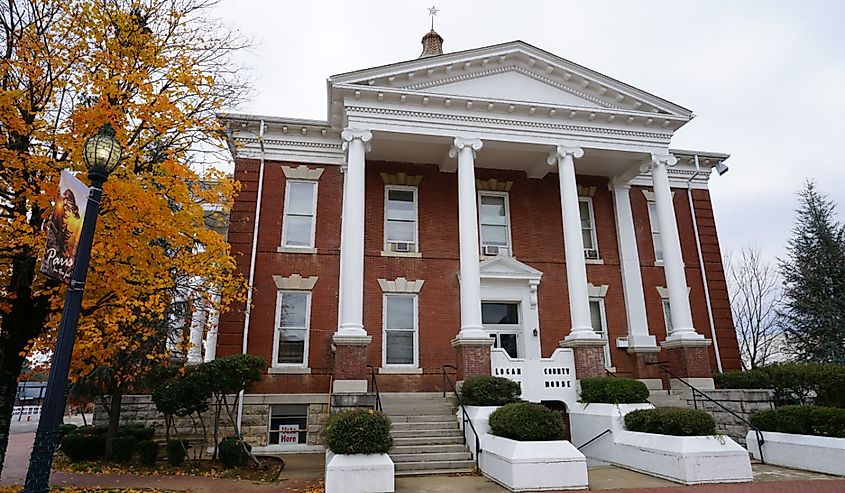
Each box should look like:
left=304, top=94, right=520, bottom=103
left=214, top=0, right=845, bottom=262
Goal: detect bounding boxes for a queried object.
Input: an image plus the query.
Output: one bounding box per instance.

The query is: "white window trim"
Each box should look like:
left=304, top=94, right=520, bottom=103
left=281, top=180, right=318, bottom=251
left=579, top=197, right=600, bottom=260
left=382, top=185, right=419, bottom=254
left=646, top=200, right=664, bottom=266
left=478, top=191, right=513, bottom=256
left=588, top=285, right=613, bottom=371
left=382, top=293, right=419, bottom=369
left=266, top=404, right=309, bottom=447
left=272, top=290, right=311, bottom=369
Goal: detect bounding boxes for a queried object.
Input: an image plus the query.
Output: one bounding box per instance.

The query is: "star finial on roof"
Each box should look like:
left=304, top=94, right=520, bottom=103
left=428, top=5, right=439, bottom=30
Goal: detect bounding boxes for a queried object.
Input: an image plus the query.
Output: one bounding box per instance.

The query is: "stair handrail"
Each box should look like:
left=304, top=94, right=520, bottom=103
left=442, top=365, right=481, bottom=470
left=366, top=365, right=383, bottom=412
left=577, top=428, right=612, bottom=451
left=648, top=362, right=765, bottom=464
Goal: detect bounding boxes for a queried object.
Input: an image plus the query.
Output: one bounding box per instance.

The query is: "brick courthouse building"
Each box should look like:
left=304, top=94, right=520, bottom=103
left=216, top=32, right=740, bottom=451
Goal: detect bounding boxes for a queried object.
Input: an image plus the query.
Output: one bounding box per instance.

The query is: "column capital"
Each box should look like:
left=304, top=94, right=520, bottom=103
left=547, top=144, right=584, bottom=165
left=341, top=128, right=372, bottom=152
left=449, top=136, right=483, bottom=158
left=650, top=152, right=678, bottom=167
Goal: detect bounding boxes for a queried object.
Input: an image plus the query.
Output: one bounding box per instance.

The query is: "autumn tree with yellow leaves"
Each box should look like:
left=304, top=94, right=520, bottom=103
left=0, top=0, right=248, bottom=469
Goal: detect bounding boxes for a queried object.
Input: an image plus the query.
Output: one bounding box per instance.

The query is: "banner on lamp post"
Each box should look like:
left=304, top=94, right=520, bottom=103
left=40, top=170, right=90, bottom=284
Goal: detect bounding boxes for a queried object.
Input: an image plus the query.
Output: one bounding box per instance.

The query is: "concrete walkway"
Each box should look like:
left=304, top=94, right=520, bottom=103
left=4, top=432, right=845, bottom=492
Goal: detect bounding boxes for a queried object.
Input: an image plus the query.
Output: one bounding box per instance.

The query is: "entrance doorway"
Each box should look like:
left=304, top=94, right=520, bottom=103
left=482, top=302, right=521, bottom=358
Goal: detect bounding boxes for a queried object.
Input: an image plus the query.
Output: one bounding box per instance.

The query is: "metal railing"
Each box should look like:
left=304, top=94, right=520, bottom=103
left=577, top=429, right=612, bottom=451
left=367, top=365, right=383, bottom=412
left=442, top=365, right=481, bottom=470
left=650, top=362, right=765, bottom=463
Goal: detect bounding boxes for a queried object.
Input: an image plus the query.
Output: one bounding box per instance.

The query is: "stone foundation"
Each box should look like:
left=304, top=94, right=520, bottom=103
left=677, top=389, right=774, bottom=445
left=94, top=393, right=330, bottom=448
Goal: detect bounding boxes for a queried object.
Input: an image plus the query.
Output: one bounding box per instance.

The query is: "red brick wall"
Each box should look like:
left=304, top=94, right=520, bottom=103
left=219, top=158, right=740, bottom=394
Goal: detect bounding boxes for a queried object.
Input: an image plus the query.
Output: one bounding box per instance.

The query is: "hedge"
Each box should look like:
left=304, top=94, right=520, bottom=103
left=489, top=402, right=565, bottom=441
left=321, top=409, right=393, bottom=455
left=458, top=376, right=522, bottom=406
left=61, top=433, right=106, bottom=462
left=579, top=377, right=650, bottom=404
left=624, top=407, right=717, bottom=436
left=166, top=439, right=189, bottom=466
left=111, top=435, right=138, bottom=462
left=137, top=439, right=160, bottom=466
left=118, top=424, right=155, bottom=441
left=715, top=363, right=845, bottom=408
left=219, top=436, right=252, bottom=468
left=750, top=405, right=845, bottom=438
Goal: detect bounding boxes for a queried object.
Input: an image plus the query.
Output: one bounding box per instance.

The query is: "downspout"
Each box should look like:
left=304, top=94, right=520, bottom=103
left=237, top=119, right=267, bottom=431
left=688, top=155, right=723, bottom=373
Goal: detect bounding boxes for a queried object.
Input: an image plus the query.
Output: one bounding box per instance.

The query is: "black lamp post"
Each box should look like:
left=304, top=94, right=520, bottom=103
left=23, top=124, right=122, bottom=493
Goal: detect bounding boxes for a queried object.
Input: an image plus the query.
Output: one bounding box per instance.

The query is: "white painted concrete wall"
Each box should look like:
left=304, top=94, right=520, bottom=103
left=479, top=434, right=588, bottom=491
left=324, top=451, right=395, bottom=493
left=747, top=430, right=845, bottom=476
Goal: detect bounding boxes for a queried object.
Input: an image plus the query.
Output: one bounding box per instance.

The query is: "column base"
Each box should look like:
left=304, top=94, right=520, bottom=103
left=661, top=338, right=713, bottom=380
left=626, top=346, right=662, bottom=381
left=560, top=338, right=607, bottom=380
left=452, top=336, right=494, bottom=382
left=333, top=333, right=372, bottom=393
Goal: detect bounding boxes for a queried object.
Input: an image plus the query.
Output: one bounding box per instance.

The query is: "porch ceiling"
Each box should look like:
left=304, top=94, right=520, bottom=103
left=367, top=130, right=646, bottom=177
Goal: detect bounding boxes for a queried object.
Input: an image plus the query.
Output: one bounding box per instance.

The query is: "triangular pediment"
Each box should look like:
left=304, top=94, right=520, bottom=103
left=330, top=41, right=692, bottom=117
left=479, top=255, right=543, bottom=281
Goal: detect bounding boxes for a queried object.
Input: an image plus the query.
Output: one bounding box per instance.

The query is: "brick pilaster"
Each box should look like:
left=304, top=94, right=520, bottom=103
left=333, top=343, right=369, bottom=381
left=662, top=340, right=712, bottom=379
left=569, top=345, right=606, bottom=379
left=452, top=338, right=493, bottom=381
left=627, top=349, right=662, bottom=380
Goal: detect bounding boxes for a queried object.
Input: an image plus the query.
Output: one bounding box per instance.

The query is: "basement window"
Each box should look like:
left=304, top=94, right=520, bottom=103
left=268, top=404, right=308, bottom=445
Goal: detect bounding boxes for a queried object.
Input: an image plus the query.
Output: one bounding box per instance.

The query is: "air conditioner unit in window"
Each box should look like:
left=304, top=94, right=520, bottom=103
left=585, top=249, right=598, bottom=259
left=483, top=245, right=501, bottom=256
left=392, top=242, right=412, bottom=253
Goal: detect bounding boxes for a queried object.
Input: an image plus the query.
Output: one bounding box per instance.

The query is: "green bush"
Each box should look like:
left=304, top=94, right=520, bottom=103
left=489, top=402, right=565, bottom=441
left=61, top=433, right=106, bottom=462
left=111, top=435, right=138, bottom=462
left=137, top=440, right=160, bottom=466
left=750, top=405, right=845, bottom=438
left=321, top=409, right=393, bottom=454
left=119, top=424, right=155, bottom=441
left=58, top=423, right=78, bottom=441
left=624, top=407, right=716, bottom=436
left=458, top=376, right=522, bottom=406
left=715, top=363, right=845, bottom=408
left=218, top=436, right=252, bottom=468
left=73, top=424, right=108, bottom=436
left=166, top=439, right=189, bottom=466
left=579, top=377, right=650, bottom=404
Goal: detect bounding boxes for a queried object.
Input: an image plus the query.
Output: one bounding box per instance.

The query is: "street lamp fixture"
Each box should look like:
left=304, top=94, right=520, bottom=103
left=23, top=123, right=123, bottom=493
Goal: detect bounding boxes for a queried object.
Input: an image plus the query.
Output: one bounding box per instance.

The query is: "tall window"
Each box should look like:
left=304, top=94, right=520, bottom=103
left=482, top=302, right=519, bottom=358
left=384, top=295, right=417, bottom=367
left=384, top=186, right=418, bottom=252
left=589, top=299, right=612, bottom=369
left=479, top=193, right=511, bottom=256
left=274, top=291, right=310, bottom=366
left=647, top=201, right=663, bottom=262
left=579, top=198, right=599, bottom=259
left=662, top=298, right=674, bottom=336
left=282, top=181, right=317, bottom=249
left=268, top=404, right=308, bottom=445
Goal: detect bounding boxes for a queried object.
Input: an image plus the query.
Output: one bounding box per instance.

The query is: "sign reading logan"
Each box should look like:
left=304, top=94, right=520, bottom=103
left=40, top=170, right=90, bottom=284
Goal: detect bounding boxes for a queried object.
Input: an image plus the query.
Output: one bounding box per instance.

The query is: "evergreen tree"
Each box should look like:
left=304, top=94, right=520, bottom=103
left=778, top=181, right=845, bottom=363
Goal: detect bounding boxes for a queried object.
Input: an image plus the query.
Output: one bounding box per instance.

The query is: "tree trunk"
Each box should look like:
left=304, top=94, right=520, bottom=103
left=104, top=390, right=123, bottom=459
left=0, top=351, right=26, bottom=477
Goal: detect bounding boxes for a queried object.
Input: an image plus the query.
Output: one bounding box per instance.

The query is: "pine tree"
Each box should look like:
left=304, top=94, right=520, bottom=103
left=778, top=181, right=845, bottom=363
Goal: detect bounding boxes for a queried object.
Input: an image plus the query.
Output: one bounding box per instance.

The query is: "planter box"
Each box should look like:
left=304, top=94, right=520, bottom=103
left=325, top=450, right=394, bottom=493
left=570, top=403, right=752, bottom=485
left=747, top=430, right=845, bottom=476
left=458, top=406, right=498, bottom=458
left=479, top=434, right=588, bottom=491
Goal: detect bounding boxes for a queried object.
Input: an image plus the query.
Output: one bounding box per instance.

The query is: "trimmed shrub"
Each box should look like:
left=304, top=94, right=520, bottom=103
left=61, top=433, right=106, bottom=462
left=489, top=402, right=565, bottom=441
left=73, top=424, right=108, bottom=436
left=137, top=440, right=160, bottom=466
left=111, top=435, right=138, bottom=462
left=166, top=439, right=189, bottom=466
left=715, top=363, right=845, bottom=408
left=119, top=424, right=155, bottom=441
left=624, top=407, right=716, bottom=436
left=58, top=423, right=78, bottom=441
left=321, top=409, right=393, bottom=455
left=580, top=377, right=650, bottom=404
left=458, top=376, right=522, bottom=406
left=218, top=436, right=252, bottom=468
left=750, top=405, right=845, bottom=438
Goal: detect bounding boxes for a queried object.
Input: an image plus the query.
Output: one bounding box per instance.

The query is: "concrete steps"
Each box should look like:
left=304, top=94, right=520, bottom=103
left=648, top=390, right=693, bottom=408
left=381, top=393, right=475, bottom=476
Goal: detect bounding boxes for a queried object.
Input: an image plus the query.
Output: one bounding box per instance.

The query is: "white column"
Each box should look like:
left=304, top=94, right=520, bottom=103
left=611, top=181, right=657, bottom=348
left=335, top=128, right=372, bottom=340
left=203, top=293, right=221, bottom=362
left=650, top=153, right=702, bottom=341
left=187, top=303, right=207, bottom=364
left=451, top=137, right=488, bottom=341
left=549, top=145, right=601, bottom=342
